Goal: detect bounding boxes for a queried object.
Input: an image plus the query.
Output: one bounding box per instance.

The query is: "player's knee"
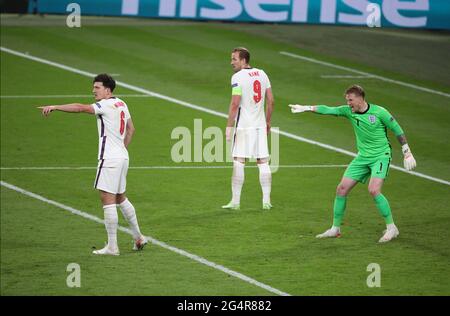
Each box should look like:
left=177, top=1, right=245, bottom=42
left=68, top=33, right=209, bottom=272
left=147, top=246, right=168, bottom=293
left=257, top=158, right=268, bottom=164
left=336, top=184, right=349, bottom=196
left=116, top=194, right=127, bottom=204
left=368, top=186, right=381, bottom=197
left=234, top=157, right=246, bottom=164
left=99, top=190, right=116, bottom=205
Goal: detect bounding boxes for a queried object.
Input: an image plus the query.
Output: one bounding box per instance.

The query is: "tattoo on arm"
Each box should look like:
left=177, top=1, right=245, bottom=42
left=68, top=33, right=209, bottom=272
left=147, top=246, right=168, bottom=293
left=397, top=134, right=408, bottom=145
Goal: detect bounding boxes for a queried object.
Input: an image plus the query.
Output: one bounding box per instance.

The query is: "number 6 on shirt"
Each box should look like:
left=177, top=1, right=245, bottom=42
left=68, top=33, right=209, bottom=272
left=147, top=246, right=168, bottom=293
left=120, top=111, right=125, bottom=135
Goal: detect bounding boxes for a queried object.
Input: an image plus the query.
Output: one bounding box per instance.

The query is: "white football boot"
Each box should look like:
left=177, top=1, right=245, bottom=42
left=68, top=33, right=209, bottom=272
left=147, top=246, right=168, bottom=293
left=262, top=202, right=273, bottom=210
left=378, top=224, right=399, bottom=243
left=93, top=245, right=120, bottom=256
left=316, top=226, right=341, bottom=238
left=221, top=201, right=240, bottom=210
left=133, top=236, right=148, bottom=251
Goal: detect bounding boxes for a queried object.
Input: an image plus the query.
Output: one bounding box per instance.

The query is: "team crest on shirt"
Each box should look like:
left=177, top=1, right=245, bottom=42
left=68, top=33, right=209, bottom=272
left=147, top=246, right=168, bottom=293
left=368, top=115, right=376, bottom=124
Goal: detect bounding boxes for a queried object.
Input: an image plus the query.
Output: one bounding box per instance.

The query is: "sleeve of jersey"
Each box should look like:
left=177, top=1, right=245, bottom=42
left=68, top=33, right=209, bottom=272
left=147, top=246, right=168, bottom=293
left=315, top=105, right=348, bottom=117
left=92, top=100, right=105, bottom=115
left=231, top=74, right=242, bottom=96
left=263, top=71, right=271, bottom=89
left=380, top=109, right=404, bottom=136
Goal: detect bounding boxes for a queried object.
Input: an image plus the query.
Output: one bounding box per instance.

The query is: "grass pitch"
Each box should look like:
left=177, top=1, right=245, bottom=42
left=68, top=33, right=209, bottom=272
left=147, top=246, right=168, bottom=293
left=1, top=15, right=449, bottom=296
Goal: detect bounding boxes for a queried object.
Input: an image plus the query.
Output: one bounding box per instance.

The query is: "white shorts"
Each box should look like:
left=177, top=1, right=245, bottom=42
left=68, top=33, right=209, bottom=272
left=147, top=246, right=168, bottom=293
left=232, top=127, right=269, bottom=159
left=94, top=158, right=129, bottom=194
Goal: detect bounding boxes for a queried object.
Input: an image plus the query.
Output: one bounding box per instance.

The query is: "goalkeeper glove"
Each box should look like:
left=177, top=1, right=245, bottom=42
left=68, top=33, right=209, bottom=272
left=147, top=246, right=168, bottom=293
left=402, top=144, right=417, bottom=171
left=289, top=104, right=313, bottom=113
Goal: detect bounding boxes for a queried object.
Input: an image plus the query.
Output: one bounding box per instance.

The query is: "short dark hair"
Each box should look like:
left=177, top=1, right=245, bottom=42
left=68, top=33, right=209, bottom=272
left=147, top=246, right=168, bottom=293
left=232, top=47, right=250, bottom=64
left=93, top=73, right=116, bottom=92
left=345, top=85, right=365, bottom=99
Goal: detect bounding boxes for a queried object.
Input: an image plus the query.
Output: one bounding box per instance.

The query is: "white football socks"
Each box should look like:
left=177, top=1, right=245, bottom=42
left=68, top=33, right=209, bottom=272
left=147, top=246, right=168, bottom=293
left=103, top=204, right=118, bottom=250
left=258, top=162, right=272, bottom=204
left=119, top=199, right=142, bottom=240
left=232, top=160, right=245, bottom=204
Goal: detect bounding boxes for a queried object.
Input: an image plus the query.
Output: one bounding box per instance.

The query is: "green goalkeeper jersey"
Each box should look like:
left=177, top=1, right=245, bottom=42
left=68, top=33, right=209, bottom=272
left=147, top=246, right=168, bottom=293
left=315, top=103, right=404, bottom=158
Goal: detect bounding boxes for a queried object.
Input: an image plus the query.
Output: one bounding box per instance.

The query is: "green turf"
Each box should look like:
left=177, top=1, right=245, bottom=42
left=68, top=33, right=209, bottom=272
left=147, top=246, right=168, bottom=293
left=1, top=15, right=449, bottom=296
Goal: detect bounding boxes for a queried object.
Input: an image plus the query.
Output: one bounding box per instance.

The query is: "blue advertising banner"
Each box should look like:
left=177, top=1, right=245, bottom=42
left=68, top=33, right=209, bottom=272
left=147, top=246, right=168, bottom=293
left=30, top=0, right=450, bottom=30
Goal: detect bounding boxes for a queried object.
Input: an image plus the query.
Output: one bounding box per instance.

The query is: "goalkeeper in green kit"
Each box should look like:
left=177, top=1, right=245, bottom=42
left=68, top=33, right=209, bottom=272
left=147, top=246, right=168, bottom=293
left=289, top=85, right=417, bottom=243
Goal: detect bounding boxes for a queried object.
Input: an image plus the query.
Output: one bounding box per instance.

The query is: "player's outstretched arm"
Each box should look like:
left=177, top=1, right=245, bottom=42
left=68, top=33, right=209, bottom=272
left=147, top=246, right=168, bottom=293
left=288, top=104, right=315, bottom=114
left=38, top=103, right=94, bottom=117
left=289, top=104, right=348, bottom=117
left=397, top=134, right=417, bottom=171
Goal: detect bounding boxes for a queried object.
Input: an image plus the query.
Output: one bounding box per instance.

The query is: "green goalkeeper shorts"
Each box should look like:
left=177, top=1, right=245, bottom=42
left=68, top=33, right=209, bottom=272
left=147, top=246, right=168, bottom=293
left=344, top=155, right=391, bottom=184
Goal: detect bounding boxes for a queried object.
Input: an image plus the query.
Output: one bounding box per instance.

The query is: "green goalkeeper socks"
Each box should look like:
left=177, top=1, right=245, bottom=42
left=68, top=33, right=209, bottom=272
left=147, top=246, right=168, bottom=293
left=374, top=194, right=394, bottom=224
left=332, top=195, right=347, bottom=227
left=332, top=194, right=393, bottom=227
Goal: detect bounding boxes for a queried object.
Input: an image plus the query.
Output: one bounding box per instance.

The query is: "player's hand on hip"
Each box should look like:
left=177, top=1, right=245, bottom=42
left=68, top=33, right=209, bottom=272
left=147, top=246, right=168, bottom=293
left=226, top=126, right=232, bottom=142
left=38, top=105, right=55, bottom=117
left=289, top=104, right=313, bottom=113
left=402, top=144, right=417, bottom=171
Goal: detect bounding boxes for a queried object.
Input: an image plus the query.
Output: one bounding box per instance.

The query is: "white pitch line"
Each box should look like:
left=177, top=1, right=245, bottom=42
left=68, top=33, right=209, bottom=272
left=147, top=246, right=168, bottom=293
left=0, top=180, right=291, bottom=296
left=320, top=75, right=374, bottom=79
left=0, top=94, right=152, bottom=99
left=0, top=165, right=348, bottom=170
left=280, top=51, right=450, bottom=98
left=1, top=46, right=448, bottom=186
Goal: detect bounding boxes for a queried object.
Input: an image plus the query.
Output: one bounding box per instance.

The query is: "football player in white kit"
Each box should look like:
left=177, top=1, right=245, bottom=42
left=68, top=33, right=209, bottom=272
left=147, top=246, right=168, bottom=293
left=39, top=74, right=147, bottom=256
left=223, top=48, right=274, bottom=210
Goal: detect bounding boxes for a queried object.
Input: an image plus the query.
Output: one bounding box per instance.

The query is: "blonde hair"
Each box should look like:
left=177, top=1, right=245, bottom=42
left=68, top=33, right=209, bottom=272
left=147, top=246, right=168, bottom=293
left=345, top=85, right=365, bottom=99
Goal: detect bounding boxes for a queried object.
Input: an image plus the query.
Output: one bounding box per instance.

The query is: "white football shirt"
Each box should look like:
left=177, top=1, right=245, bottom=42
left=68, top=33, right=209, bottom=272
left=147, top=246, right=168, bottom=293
left=231, top=68, right=271, bottom=129
left=92, top=97, right=131, bottom=160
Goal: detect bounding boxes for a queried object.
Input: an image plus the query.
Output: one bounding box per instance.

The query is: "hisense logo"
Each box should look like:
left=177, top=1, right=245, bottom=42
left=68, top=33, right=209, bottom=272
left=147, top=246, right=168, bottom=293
left=149, top=0, right=429, bottom=27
